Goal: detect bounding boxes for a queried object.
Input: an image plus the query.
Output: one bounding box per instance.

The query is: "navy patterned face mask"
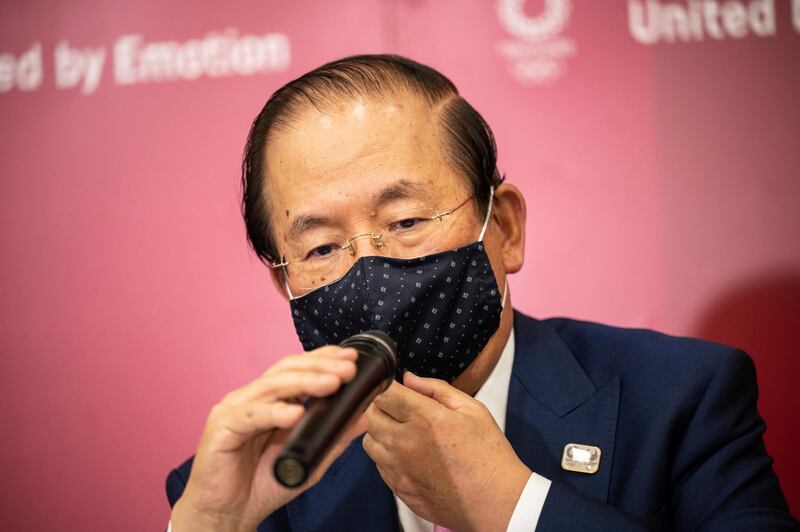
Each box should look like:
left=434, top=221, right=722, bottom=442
left=289, top=193, right=504, bottom=383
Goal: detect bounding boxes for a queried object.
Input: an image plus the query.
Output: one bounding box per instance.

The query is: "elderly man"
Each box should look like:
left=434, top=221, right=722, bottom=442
left=165, top=55, right=795, bottom=531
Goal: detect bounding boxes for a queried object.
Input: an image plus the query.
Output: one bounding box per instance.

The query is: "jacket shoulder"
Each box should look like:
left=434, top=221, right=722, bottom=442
left=547, top=315, right=740, bottom=369
left=522, top=314, right=754, bottom=408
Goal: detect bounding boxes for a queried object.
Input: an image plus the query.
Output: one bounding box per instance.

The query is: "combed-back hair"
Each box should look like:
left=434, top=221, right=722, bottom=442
left=241, top=54, right=504, bottom=263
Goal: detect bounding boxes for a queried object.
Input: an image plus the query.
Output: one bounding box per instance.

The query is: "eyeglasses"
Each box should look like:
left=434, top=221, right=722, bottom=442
left=271, top=196, right=474, bottom=296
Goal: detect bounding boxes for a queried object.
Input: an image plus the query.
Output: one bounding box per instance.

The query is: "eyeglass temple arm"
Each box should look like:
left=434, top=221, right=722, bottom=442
left=434, top=195, right=474, bottom=219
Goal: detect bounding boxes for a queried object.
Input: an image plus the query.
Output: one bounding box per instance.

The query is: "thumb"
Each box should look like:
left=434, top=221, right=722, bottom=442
left=402, top=371, right=469, bottom=410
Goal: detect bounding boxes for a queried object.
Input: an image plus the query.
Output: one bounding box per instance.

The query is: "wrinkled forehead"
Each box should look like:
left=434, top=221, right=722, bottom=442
left=263, top=95, right=469, bottom=231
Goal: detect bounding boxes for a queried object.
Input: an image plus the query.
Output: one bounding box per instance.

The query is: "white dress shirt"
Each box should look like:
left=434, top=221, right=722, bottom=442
left=168, top=327, right=551, bottom=532
left=396, top=327, right=551, bottom=532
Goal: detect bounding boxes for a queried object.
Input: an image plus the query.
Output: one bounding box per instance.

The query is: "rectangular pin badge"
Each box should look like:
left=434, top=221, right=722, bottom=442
left=561, top=443, right=602, bottom=474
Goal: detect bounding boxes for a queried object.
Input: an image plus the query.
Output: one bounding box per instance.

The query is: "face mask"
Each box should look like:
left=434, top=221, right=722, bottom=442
left=289, top=188, right=505, bottom=383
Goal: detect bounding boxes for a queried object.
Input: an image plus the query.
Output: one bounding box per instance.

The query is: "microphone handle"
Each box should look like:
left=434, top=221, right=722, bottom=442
left=274, top=344, right=391, bottom=487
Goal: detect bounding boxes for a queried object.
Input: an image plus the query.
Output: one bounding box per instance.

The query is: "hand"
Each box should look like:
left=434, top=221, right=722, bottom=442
left=171, top=345, right=367, bottom=532
left=363, top=372, right=531, bottom=532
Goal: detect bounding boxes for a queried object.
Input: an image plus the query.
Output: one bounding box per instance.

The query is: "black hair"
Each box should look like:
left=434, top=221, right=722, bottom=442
left=241, top=54, right=504, bottom=263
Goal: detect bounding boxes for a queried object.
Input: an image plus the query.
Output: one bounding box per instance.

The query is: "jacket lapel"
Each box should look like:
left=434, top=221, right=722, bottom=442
left=506, top=311, right=620, bottom=503
left=285, top=436, right=399, bottom=532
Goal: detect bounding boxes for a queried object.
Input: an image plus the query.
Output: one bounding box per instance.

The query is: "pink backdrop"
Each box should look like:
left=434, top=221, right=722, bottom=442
left=1, top=1, right=798, bottom=529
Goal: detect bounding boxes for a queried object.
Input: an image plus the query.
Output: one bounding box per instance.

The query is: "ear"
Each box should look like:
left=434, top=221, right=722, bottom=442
left=491, top=183, right=526, bottom=274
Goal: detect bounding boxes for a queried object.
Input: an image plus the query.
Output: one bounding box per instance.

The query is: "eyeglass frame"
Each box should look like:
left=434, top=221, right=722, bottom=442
left=268, top=194, right=476, bottom=271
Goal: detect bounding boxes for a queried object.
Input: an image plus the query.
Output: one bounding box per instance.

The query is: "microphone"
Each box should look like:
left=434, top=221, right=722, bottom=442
left=274, top=330, right=397, bottom=488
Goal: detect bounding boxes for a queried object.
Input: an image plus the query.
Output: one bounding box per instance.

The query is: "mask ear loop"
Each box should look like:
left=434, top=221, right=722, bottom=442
left=478, top=186, right=495, bottom=242
left=285, top=280, right=296, bottom=300
left=478, top=187, right=506, bottom=309
left=280, top=269, right=297, bottom=301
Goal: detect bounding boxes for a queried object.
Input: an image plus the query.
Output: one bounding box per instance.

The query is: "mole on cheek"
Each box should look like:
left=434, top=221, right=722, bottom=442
left=285, top=209, right=290, bottom=217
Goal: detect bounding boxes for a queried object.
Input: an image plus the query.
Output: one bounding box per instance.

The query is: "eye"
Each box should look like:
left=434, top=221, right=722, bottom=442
left=389, top=218, right=424, bottom=231
left=305, top=244, right=337, bottom=260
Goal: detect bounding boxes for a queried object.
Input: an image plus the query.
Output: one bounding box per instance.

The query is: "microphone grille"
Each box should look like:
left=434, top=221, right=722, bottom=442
left=340, top=330, right=397, bottom=374
left=361, top=330, right=395, bottom=355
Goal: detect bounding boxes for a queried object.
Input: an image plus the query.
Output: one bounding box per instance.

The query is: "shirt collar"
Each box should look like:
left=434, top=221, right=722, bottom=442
left=473, top=325, right=515, bottom=432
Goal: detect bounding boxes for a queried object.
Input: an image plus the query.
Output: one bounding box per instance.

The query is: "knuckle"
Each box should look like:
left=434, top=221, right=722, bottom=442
left=207, top=403, right=227, bottom=424
left=433, top=404, right=450, bottom=422
left=375, top=464, right=392, bottom=486
left=380, top=432, right=395, bottom=451
left=362, top=434, right=374, bottom=455
left=475, top=400, right=491, bottom=416
left=312, top=344, right=338, bottom=356
left=424, top=415, right=443, bottom=436
left=220, top=389, right=238, bottom=404
left=310, top=371, right=336, bottom=386
left=421, top=409, right=439, bottom=429
left=275, top=354, right=301, bottom=369
left=373, top=393, right=384, bottom=406
left=394, top=476, right=414, bottom=496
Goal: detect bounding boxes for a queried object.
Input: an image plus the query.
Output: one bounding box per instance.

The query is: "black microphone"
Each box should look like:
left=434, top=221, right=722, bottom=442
left=274, top=330, right=397, bottom=488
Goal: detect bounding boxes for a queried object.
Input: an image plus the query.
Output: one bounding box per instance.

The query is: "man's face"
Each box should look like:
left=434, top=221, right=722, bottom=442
left=263, top=94, right=489, bottom=296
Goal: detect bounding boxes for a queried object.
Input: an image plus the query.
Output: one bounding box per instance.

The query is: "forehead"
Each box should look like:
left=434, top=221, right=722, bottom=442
left=263, top=95, right=467, bottom=231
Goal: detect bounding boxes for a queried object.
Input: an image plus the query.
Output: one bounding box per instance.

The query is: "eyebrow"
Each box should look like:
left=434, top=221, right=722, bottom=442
left=287, top=214, right=330, bottom=239
left=372, top=179, right=425, bottom=207
left=286, top=179, right=427, bottom=239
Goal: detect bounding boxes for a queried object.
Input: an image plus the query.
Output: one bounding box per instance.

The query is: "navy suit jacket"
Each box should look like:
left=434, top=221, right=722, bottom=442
left=166, top=311, right=797, bottom=530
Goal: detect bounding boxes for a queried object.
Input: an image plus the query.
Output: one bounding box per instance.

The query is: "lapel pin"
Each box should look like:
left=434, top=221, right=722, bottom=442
left=561, top=443, right=602, bottom=474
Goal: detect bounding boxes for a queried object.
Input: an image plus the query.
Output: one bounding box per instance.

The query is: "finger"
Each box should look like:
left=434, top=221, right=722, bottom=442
left=264, top=355, right=356, bottom=382
left=205, top=400, right=304, bottom=449
left=362, top=432, right=393, bottom=466
left=222, top=350, right=357, bottom=405
left=374, top=381, right=437, bottom=422
left=402, top=371, right=470, bottom=410
left=289, top=345, right=358, bottom=363
left=307, top=344, right=359, bottom=359
left=230, top=369, right=349, bottom=405
left=365, top=403, right=402, bottom=446
left=256, top=369, right=349, bottom=401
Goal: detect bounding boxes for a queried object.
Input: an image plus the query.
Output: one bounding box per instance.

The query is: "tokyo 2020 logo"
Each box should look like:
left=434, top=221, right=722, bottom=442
left=496, top=0, right=577, bottom=85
